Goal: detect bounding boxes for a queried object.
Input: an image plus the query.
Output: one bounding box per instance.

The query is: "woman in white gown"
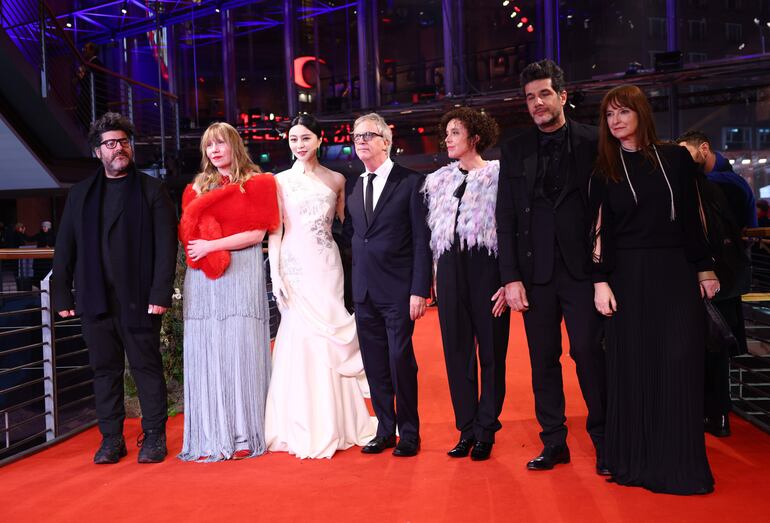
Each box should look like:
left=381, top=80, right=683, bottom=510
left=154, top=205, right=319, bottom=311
left=265, top=114, right=376, bottom=458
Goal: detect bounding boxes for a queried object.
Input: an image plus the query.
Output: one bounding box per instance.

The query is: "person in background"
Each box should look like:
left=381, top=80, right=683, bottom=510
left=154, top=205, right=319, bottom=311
left=757, top=200, right=770, bottom=227
left=678, top=130, right=752, bottom=438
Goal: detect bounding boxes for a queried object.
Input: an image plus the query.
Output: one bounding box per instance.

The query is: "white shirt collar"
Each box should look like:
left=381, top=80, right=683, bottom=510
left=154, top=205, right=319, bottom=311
left=360, top=157, right=394, bottom=179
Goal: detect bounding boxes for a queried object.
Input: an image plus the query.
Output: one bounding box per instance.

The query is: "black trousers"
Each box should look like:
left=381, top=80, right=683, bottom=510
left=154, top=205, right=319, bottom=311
left=522, top=257, right=606, bottom=451
left=82, top=308, right=167, bottom=436
left=355, top=296, right=419, bottom=443
left=436, top=246, right=510, bottom=443
left=705, top=296, right=745, bottom=418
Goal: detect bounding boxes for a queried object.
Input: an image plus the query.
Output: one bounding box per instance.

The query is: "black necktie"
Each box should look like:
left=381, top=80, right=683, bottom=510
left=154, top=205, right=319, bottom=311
left=365, top=172, right=376, bottom=225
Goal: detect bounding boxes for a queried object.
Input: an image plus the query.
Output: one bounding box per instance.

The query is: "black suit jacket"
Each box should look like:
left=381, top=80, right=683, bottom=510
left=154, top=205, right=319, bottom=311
left=496, top=120, right=598, bottom=287
left=52, top=168, right=178, bottom=327
left=343, top=162, right=432, bottom=304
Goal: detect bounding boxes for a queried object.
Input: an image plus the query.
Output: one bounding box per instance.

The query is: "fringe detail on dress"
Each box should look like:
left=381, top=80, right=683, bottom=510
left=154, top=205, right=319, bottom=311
left=422, top=160, right=500, bottom=260
left=178, top=246, right=271, bottom=462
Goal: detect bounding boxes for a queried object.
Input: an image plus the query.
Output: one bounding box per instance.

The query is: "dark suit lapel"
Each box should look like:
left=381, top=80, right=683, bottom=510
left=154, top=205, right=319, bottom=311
left=350, top=176, right=365, bottom=227
left=368, top=165, right=405, bottom=230
left=523, top=131, right=538, bottom=197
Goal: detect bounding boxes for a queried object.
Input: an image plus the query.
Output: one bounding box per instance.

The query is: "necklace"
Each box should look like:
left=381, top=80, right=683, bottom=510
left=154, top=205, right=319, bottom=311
left=619, top=145, right=676, bottom=221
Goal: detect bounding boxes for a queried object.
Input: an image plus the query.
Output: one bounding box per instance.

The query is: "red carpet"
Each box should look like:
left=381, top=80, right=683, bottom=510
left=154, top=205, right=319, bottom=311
left=2, top=310, right=769, bottom=522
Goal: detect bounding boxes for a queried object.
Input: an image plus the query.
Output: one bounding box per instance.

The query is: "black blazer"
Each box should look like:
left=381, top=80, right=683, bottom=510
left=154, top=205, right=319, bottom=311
left=496, top=120, right=599, bottom=287
left=343, top=162, right=432, bottom=304
left=52, top=168, right=178, bottom=327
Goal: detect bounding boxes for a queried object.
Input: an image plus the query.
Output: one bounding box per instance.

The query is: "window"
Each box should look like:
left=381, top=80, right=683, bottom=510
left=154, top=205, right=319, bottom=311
left=722, top=126, right=752, bottom=150
left=758, top=128, right=770, bottom=149
left=648, top=17, right=667, bottom=40
left=688, top=19, right=706, bottom=41
left=725, top=23, right=742, bottom=43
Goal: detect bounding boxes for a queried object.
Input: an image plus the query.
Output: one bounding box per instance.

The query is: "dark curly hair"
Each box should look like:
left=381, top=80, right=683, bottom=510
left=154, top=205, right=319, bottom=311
left=438, top=107, right=500, bottom=154
left=87, top=112, right=135, bottom=150
left=519, top=59, right=566, bottom=95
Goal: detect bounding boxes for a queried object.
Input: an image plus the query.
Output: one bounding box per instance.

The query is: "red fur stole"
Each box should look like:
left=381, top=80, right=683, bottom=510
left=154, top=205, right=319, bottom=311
left=179, top=174, right=279, bottom=279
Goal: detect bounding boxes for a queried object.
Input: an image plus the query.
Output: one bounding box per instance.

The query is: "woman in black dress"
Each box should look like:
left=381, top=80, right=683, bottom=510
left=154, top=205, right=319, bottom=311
left=591, top=85, right=719, bottom=495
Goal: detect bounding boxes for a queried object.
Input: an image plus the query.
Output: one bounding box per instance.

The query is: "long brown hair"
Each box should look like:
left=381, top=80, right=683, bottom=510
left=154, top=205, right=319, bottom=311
left=194, top=122, right=261, bottom=194
left=595, top=85, right=659, bottom=182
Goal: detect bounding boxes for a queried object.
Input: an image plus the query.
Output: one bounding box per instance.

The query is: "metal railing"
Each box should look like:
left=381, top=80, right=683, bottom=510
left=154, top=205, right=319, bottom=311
left=735, top=228, right=770, bottom=433
left=0, top=250, right=94, bottom=465
left=0, top=0, right=180, bottom=172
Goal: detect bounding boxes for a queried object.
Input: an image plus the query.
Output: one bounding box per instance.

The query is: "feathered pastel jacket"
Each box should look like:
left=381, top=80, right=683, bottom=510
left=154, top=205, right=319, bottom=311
left=422, top=160, right=500, bottom=260
left=179, top=174, right=280, bottom=279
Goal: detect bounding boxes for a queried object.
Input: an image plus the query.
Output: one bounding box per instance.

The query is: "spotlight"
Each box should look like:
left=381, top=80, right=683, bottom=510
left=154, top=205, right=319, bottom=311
left=759, top=158, right=767, bottom=164
left=741, top=159, right=751, bottom=165
left=510, top=12, right=517, bottom=18
left=121, top=1, right=127, bottom=15
left=65, top=21, right=72, bottom=28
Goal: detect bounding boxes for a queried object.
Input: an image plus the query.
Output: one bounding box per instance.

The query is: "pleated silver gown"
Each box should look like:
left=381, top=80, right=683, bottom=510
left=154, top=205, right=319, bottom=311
left=178, top=246, right=271, bottom=461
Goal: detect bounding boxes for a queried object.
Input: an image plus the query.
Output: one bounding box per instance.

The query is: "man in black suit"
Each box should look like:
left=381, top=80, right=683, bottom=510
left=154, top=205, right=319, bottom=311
left=496, top=60, right=607, bottom=474
left=344, top=113, right=432, bottom=457
left=52, top=112, right=177, bottom=464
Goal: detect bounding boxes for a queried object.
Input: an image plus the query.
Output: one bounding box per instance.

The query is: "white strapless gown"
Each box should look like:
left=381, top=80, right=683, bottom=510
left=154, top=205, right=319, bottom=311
left=265, top=166, right=376, bottom=459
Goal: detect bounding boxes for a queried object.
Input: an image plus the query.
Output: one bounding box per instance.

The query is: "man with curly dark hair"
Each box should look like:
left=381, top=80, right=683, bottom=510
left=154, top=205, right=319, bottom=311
left=53, top=112, right=178, bottom=464
left=496, top=60, right=607, bottom=474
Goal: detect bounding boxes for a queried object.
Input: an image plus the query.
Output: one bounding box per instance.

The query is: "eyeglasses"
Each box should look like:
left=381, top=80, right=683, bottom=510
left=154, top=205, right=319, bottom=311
left=351, top=131, right=383, bottom=143
left=99, top=138, right=131, bottom=149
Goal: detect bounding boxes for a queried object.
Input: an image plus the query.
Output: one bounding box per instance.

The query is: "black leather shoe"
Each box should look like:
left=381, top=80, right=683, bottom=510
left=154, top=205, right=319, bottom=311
left=392, top=438, right=420, bottom=457
left=526, top=445, right=570, bottom=470
left=470, top=441, right=493, bottom=461
left=137, top=430, right=167, bottom=463
left=361, top=434, right=397, bottom=454
left=447, top=438, right=474, bottom=458
left=93, top=435, right=127, bottom=464
left=596, top=461, right=612, bottom=476
left=704, top=415, right=731, bottom=437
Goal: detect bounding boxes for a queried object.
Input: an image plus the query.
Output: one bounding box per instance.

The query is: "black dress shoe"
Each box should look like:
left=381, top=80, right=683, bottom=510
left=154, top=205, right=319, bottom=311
left=94, top=435, right=127, bottom=464
left=704, top=415, right=731, bottom=437
left=526, top=445, right=570, bottom=470
left=361, top=434, right=397, bottom=454
left=137, top=431, right=167, bottom=463
left=470, top=441, right=493, bottom=461
left=392, top=438, right=420, bottom=457
left=596, top=462, right=612, bottom=476
left=447, top=438, right=474, bottom=458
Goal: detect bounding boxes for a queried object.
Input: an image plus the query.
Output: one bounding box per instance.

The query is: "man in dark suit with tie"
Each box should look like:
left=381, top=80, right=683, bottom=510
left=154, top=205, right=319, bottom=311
left=343, top=113, right=432, bottom=457
left=52, top=112, right=178, bottom=464
left=496, top=60, right=608, bottom=474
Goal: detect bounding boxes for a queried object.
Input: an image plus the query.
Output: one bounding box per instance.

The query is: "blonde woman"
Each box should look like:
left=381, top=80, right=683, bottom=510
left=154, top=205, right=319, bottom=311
left=178, top=122, right=280, bottom=461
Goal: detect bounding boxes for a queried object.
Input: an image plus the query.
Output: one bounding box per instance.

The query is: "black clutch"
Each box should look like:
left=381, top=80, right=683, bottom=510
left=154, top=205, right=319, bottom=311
left=704, top=299, right=738, bottom=354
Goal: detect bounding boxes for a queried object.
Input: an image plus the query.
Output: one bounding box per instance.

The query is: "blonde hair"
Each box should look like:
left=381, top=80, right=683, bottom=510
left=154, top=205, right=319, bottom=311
left=194, top=122, right=261, bottom=194
left=353, top=113, right=392, bottom=155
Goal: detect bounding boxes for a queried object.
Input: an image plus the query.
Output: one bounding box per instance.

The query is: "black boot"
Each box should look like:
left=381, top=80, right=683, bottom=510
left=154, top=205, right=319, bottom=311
left=93, top=434, right=127, bottom=464
left=704, top=414, right=731, bottom=437
left=137, top=430, right=167, bottom=463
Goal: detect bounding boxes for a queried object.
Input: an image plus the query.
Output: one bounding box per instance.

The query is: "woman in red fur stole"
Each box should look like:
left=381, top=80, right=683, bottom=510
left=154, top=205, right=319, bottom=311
left=178, top=122, right=279, bottom=461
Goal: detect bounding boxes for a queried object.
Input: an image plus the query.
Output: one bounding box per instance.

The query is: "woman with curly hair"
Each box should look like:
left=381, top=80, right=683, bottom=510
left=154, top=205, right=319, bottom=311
left=422, top=107, right=509, bottom=461
left=178, top=122, right=280, bottom=461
